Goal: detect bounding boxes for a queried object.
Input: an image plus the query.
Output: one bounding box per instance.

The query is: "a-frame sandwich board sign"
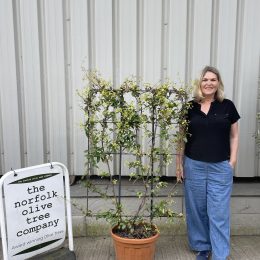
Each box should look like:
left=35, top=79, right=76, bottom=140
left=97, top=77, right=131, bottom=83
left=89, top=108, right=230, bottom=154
left=0, top=162, right=75, bottom=259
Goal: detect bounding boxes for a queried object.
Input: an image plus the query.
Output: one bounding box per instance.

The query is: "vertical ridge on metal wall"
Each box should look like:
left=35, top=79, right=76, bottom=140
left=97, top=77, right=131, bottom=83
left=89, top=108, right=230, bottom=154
left=185, top=0, right=194, bottom=84
left=0, top=90, right=4, bottom=174
left=161, top=0, right=169, bottom=82
left=210, top=0, right=219, bottom=66
left=112, top=0, right=120, bottom=85
left=233, top=0, right=244, bottom=105
left=12, top=0, right=27, bottom=168
left=86, top=0, right=95, bottom=176
left=136, top=0, right=144, bottom=80
left=160, top=0, right=170, bottom=176
left=62, top=0, right=74, bottom=176
left=87, top=0, right=95, bottom=69
left=37, top=0, right=51, bottom=163
left=256, top=57, right=260, bottom=177
left=136, top=0, right=144, bottom=177
left=112, top=0, right=120, bottom=176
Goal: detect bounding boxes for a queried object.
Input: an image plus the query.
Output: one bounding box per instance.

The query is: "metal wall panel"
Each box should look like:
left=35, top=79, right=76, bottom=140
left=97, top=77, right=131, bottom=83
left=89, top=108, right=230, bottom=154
left=70, top=0, right=89, bottom=176
left=95, top=0, right=113, bottom=78
left=168, top=0, right=187, bottom=81
left=191, top=0, right=212, bottom=79
left=0, top=0, right=21, bottom=171
left=216, top=0, right=237, bottom=99
left=0, top=0, right=259, bottom=177
left=44, top=0, right=68, bottom=165
left=119, top=0, right=137, bottom=80
left=19, top=0, right=44, bottom=167
left=234, top=0, right=260, bottom=177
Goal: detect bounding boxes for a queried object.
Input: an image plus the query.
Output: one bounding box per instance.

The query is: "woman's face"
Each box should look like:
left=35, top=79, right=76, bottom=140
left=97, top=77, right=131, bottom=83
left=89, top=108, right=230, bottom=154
left=200, top=71, right=219, bottom=98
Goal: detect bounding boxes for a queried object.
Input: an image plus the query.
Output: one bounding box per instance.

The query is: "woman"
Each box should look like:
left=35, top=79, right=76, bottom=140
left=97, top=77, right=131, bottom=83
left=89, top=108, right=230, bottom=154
left=176, top=66, right=240, bottom=260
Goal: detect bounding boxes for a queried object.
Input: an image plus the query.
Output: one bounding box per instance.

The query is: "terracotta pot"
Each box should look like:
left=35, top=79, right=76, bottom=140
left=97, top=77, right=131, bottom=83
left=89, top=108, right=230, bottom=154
left=111, top=227, right=159, bottom=260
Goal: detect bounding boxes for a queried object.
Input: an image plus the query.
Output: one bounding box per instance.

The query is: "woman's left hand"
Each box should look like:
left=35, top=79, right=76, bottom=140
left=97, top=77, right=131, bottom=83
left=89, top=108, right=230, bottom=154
left=229, top=161, right=235, bottom=169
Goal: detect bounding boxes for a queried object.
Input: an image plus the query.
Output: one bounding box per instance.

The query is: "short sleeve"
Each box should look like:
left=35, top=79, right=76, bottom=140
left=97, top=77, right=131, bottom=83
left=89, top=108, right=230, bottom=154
left=229, top=101, right=240, bottom=124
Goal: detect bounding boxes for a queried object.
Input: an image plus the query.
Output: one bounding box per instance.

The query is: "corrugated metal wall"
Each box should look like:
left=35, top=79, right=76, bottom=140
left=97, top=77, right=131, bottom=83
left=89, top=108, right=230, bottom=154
left=0, top=0, right=259, bottom=177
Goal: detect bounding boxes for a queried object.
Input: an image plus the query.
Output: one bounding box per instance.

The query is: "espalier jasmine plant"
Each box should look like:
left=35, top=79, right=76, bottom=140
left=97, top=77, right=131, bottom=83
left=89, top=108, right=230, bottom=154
left=78, top=70, right=191, bottom=239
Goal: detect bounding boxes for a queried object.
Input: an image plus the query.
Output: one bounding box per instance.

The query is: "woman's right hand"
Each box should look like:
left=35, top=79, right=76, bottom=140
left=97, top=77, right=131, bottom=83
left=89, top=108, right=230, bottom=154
left=176, top=165, right=184, bottom=183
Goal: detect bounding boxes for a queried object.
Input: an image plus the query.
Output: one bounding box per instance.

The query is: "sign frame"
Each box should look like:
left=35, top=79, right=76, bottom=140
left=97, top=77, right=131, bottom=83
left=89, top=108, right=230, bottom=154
left=0, top=162, right=74, bottom=259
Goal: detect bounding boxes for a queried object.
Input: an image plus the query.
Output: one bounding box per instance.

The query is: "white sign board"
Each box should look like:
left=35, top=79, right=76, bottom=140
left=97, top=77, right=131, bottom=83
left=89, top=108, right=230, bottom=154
left=0, top=163, right=74, bottom=260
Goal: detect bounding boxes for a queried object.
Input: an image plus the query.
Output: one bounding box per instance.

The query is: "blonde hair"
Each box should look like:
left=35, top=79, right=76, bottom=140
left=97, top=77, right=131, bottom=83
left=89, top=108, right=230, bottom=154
left=193, top=66, right=225, bottom=103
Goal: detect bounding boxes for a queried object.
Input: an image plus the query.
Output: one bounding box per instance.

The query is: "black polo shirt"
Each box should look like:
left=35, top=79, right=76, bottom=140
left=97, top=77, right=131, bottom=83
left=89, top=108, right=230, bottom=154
left=184, top=99, right=240, bottom=162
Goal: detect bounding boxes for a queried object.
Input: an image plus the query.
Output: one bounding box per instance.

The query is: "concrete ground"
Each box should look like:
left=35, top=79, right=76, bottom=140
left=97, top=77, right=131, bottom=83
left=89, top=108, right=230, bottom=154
left=2, top=235, right=260, bottom=259
left=69, top=235, right=260, bottom=260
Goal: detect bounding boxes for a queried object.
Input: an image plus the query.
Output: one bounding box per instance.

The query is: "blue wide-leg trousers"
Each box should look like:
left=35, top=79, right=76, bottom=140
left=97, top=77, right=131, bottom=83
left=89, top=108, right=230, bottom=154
left=184, top=156, right=233, bottom=260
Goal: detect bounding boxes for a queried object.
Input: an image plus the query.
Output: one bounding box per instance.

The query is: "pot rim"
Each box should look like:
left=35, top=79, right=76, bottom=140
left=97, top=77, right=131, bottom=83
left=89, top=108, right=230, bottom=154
left=111, top=226, right=159, bottom=244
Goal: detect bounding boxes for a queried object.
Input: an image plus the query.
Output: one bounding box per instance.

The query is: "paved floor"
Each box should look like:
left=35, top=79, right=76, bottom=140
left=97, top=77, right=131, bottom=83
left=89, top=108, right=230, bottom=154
left=1, top=234, right=260, bottom=259
left=69, top=235, right=260, bottom=260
